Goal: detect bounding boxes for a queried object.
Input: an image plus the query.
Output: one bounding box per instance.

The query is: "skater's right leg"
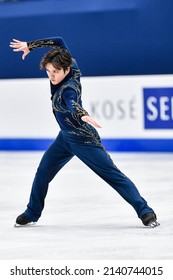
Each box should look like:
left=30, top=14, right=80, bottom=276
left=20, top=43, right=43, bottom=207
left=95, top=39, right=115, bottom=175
left=16, top=132, right=74, bottom=225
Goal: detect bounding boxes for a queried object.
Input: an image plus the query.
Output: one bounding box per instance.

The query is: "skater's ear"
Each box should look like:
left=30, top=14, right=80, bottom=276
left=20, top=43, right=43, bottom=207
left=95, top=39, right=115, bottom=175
left=64, top=67, right=70, bottom=76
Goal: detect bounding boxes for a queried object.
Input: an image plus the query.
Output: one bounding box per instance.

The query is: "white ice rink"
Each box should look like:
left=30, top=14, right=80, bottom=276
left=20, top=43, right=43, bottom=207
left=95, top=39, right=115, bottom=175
left=0, top=152, right=173, bottom=260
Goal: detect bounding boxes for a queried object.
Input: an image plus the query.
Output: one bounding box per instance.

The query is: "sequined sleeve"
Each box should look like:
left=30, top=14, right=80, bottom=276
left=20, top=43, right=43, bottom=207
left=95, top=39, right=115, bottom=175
left=27, top=36, right=70, bottom=52
left=63, top=89, right=89, bottom=117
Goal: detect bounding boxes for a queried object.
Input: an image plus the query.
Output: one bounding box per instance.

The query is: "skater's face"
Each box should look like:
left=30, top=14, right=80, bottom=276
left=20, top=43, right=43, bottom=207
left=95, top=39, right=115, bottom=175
left=45, top=63, right=70, bottom=85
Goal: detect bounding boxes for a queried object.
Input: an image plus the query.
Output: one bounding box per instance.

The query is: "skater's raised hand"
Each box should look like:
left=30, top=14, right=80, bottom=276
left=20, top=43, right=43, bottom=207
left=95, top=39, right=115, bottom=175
left=10, top=39, right=30, bottom=60
left=81, top=115, right=102, bottom=128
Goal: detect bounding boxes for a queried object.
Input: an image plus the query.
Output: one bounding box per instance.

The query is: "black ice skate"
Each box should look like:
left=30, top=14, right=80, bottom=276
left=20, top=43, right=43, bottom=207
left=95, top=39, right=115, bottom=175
left=141, top=212, right=160, bottom=228
left=14, top=213, right=36, bottom=227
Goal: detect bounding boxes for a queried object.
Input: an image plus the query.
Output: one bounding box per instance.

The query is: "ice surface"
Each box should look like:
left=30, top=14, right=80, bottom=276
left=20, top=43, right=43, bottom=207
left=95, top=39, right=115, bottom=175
left=0, top=152, right=172, bottom=260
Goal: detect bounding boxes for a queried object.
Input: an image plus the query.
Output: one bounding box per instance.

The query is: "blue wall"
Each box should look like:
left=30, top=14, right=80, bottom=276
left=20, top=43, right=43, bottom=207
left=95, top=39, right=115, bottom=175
left=1, top=0, right=173, bottom=79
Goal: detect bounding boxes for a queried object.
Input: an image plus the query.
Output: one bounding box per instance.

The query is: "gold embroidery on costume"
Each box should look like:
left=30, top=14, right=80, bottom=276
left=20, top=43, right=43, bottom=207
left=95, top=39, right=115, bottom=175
left=52, top=85, right=87, bottom=117
left=71, top=102, right=88, bottom=117
left=27, top=40, right=55, bottom=51
left=51, top=63, right=108, bottom=151
left=52, top=68, right=89, bottom=119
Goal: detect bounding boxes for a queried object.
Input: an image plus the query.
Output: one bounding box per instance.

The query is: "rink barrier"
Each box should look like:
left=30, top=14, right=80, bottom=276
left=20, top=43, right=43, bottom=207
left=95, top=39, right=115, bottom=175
left=0, top=138, right=173, bottom=152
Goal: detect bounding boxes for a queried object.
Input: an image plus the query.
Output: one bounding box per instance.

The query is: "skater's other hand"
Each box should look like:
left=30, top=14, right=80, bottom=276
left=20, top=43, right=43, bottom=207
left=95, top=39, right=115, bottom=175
left=81, top=115, right=102, bottom=128
left=9, top=39, right=30, bottom=60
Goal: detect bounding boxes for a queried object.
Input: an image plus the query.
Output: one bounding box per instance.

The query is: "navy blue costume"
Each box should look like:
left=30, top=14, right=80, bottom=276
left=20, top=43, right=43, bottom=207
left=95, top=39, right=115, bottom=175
left=23, top=37, right=154, bottom=222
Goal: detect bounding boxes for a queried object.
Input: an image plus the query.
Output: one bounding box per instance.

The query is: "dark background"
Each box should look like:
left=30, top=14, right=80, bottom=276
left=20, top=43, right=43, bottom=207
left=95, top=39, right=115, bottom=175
left=1, top=0, right=173, bottom=79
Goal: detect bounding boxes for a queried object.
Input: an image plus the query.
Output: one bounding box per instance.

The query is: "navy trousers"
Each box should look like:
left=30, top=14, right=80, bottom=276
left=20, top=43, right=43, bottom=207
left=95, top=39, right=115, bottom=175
left=24, top=129, right=153, bottom=222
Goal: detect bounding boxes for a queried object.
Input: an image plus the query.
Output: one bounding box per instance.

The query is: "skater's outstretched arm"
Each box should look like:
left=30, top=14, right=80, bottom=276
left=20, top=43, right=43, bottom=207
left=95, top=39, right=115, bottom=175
left=10, top=37, right=102, bottom=129
left=10, top=37, right=70, bottom=60
left=62, top=89, right=102, bottom=128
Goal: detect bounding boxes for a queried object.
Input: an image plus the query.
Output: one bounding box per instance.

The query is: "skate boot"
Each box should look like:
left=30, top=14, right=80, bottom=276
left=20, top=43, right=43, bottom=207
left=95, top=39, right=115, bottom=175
left=14, top=213, right=36, bottom=227
left=141, top=212, right=160, bottom=228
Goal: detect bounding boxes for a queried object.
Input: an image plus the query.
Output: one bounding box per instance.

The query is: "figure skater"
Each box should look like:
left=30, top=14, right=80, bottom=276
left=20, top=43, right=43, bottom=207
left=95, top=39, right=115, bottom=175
left=10, top=36, right=159, bottom=228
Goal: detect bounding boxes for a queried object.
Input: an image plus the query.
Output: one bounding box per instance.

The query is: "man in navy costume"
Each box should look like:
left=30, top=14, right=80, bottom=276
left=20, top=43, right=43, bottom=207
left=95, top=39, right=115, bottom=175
left=10, top=37, right=159, bottom=227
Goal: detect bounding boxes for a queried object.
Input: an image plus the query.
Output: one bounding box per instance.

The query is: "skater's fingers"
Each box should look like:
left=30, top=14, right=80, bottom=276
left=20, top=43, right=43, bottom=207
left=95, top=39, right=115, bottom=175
left=10, top=44, right=23, bottom=49
left=10, top=44, right=21, bottom=49
left=9, top=42, right=20, bottom=47
left=12, top=39, right=22, bottom=43
left=12, top=48, right=24, bottom=52
left=22, top=50, right=30, bottom=60
left=10, top=40, right=27, bottom=49
left=22, top=52, right=28, bottom=60
left=81, top=115, right=102, bottom=128
left=90, top=120, right=102, bottom=128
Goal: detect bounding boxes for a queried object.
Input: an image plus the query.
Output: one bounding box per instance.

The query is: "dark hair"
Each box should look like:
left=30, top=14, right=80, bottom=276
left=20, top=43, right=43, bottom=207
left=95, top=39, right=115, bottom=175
left=40, top=47, right=72, bottom=72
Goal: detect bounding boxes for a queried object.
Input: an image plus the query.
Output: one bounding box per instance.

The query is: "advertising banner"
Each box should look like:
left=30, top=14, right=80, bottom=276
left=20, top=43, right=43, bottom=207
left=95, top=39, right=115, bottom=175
left=0, top=75, right=173, bottom=151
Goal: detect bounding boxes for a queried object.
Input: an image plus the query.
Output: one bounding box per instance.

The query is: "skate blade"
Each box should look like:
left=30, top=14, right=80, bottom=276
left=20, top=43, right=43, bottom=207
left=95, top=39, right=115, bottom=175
left=14, top=222, right=36, bottom=228
left=148, top=220, right=160, bottom=228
